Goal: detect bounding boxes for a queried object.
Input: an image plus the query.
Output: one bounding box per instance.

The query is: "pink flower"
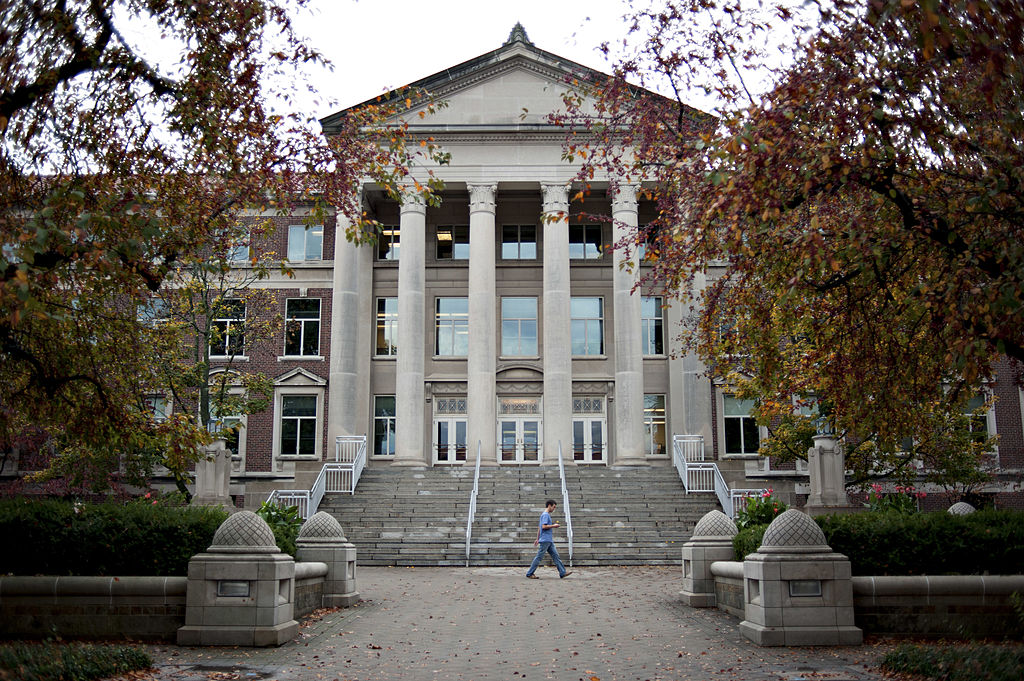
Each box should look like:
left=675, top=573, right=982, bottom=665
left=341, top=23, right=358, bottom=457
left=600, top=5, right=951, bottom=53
left=152, top=500, right=158, bottom=505
left=144, top=492, right=152, bottom=499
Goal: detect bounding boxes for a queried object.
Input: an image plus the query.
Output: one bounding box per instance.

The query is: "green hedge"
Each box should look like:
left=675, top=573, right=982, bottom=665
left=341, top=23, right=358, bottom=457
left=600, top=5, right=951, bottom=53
left=732, top=510, right=1024, bottom=575
left=0, top=498, right=227, bottom=576
left=881, top=644, right=1024, bottom=681
left=0, top=643, right=151, bottom=681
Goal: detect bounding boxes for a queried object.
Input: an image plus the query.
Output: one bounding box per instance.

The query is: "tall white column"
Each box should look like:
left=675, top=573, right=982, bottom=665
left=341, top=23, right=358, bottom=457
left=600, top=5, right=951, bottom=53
left=467, top=183, right=498, bottom=465
left=327, top=198, right=373, bottom=452
left=611, top=184, right=647, bottom=465
left=393, top=196, right=427, bottom=466
left=541, top=183, right=573, bottom=463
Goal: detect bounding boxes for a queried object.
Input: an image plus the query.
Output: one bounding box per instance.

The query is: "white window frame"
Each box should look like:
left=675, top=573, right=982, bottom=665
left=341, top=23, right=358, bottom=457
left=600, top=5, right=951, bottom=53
left=283, top=298, right=321, bottom=358
left=641, top=296, right=665, bottom=356
left=500, top=296, right=539, bottom=357
left=377, top=225, right=400, bottom=261
left=143, top=395, right=172, bottom=423
left=435, top=297, right=469, bottom=357
left=568, top=223, right=602, bottom=260
left=207, top=373, right=247, bottom=474
left=271, top=369, right=326, bottom=469
left=717, top=392, right=766, bottom=458
left=501, top=224, right=537, bottom=260
left=210, top=299, right=245, bottom=359
left=375, top=297, right=398, bottom=357
left=373, top=395, right=397, bottom=457
left=287, top=224, right=324, bottom=262
left=643, top=394, right=668, bottom=457
left=570, top=296, right=604, bottom=356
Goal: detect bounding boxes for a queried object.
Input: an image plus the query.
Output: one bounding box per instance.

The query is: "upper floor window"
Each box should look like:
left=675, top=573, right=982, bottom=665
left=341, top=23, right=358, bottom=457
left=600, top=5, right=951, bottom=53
left=228, top=232, right=250, bottom=263
left=376, top=297, right=398, bottom=356
left=501, top=297, right=538, bottom=356
left=724, top=395, right=760, bottom=455
left=211, top=299, right=245, bottom=357
left=288, top=224, right=323, bottom=261
left=436, top=226, right=469, bottom=260
left=284, top=299, right=321, bottom=356
left=435, top=297, right=469, bottom=356
left=569, top=224, right=602, bottom=260
left=137, top=298, right=170, bottom=326
left=641, top=296, right=664, bottom=355
left=502, top=225, right=537, bottom=260
left=965, top=394, right=991, bottom=444
left=377, top=225, right=399, bottom=261
left=143, top=395, right=170, bottom=423
left=570, top=297, right=604, bottom=355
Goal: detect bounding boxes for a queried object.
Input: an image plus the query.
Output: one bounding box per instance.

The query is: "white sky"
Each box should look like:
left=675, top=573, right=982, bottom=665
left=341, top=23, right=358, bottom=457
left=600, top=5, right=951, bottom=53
left=291, top=0, right=635, bottom=117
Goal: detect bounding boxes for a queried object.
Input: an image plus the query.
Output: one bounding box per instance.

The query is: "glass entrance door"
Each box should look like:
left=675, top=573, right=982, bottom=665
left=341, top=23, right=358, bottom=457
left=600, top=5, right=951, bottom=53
left=499, top=418, right=541, bottom=463
left=572, top=417, right=606, bottom=463
left=434, top=417, right=467, bottom=464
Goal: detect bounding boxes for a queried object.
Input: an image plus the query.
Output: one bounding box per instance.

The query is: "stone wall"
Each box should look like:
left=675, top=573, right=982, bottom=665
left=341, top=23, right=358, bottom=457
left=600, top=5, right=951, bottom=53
left=852, top=575, right=1024, bottom=638
left=709, top=562, right=744, bottom=618
left=294, top=562, right=328, bottom=617
left=0, top=576, right=186, bottom=641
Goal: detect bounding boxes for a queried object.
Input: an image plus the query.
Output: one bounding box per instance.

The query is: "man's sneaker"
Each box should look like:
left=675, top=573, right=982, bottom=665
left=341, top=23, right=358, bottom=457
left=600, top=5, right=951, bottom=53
left=560, top=571, right=573, bottom=579
left=526, top=574, right=539, bottom=579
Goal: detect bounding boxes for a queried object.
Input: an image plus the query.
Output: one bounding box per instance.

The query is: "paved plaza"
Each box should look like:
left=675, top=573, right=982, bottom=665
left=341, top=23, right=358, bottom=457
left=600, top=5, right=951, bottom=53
left=147, top=566, right=892, bottom=681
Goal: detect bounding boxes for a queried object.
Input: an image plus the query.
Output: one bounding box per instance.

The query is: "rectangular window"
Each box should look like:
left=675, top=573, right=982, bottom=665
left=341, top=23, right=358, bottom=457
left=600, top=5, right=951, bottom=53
left=377, top=225, right=400, bottom=261
left=501, top=297, right=538, bottom=356
left=211, top=299, right=245, bottom=357
left=641, top=296, right=664, bottom=355
left=376, top=297, right=398, bottom=356
left=965, top=394, right=990, bottom=444
left=280, top=395, right=317, bottom=456
left=284, top=299, right=321, bottom=356
left=435, top=297, right=469, bottom=356
left=228, top=233, right=250, bottom=263
left=724, top=395, right=760, bottom=455
left=137, top=298, right=170, bottom=325
left=501, top=225, right=537, bottom=260
left=287, top=224, right=324, bottom=261
left=436, top=226, right=469, bottom=260
left=570, top=297, right=604, bottom=355
left=644, top=394, right=667, bottom=457
left=143, top=396, right=170, bottom=423
left=569, top=224, right=602, bottom=259
left=374, top=396, right=396, bottom=456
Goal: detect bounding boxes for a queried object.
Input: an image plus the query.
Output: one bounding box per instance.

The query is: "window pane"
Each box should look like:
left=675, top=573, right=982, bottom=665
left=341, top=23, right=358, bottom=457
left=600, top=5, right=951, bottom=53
left=724, top=396, right=756, bottom=416
left=724, top=418, right=742, bottom=454
left=305, top=225, right=323, bottom=260
left=298, top=419, right=317, bottom=456
left=375, top=396, right=396, bottom=416
left=283, top=395, right=317, bottom=416
left=281, top=419, right=298, bottom=455
left=570, top=297, right=601, bottom=318
left=570, top=319, right=587, bottom=355
left=302, top=321, right=319, bottom=355
left=285, top=319, right=302, bottom=355
left=742, top=417, right=760, bottom=454
left=287, top=225, right=305, bottom=261
left=376, top=298, right=398, bottom=356
left=436, top=227, right=453, bottom=259
left=520, top=320, right=537, bottom=355
left=287, top=299, right=320, bottom=318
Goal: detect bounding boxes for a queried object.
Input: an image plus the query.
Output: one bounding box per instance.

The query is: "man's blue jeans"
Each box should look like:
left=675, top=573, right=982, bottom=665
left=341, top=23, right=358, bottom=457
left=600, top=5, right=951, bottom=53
left=526, top=541, right=566, bottom=577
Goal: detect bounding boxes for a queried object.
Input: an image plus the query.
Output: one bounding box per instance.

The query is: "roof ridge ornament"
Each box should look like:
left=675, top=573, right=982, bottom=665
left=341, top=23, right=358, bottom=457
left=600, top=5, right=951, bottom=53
left=505, top=22, right=533, bottom=46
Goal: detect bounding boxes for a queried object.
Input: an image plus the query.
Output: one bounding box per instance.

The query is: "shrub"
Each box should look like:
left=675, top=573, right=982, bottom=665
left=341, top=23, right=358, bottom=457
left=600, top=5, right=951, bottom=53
left=0, top=498, right=227, bottom=576
left=256, top=501, right=302, bottom=556
left=881, top=644, right=1024, bottom=681
left=735, top=489, right=788, bottom=530
left=733, top=524, right=768, bottom=561
left=0, top=643, right=151, bottom=681
left=864, top=483, right=926, bottom=514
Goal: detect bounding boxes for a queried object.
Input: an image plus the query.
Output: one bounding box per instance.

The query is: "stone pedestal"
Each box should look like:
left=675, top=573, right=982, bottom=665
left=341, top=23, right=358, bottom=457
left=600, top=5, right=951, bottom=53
left=296, top=512, right=359, bottom=607
left=739, top=509, right=862, bottom=646
left=680, top=510, right=737, bottom=607
left=178, top=511, right=298, bottom=647
left=805, top=435, right=850, bottom=515
left=192, top=440, right=233, bottom=510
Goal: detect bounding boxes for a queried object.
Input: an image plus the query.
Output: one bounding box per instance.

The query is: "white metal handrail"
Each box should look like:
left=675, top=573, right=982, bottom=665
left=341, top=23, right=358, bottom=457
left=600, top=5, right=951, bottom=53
left=465, top=440, right=482, bottom=567
left=266, top=435, right=367, bottom=519
left=672, top=434, right=765, bottom=518
left=557, top=441, right=574, bottom=567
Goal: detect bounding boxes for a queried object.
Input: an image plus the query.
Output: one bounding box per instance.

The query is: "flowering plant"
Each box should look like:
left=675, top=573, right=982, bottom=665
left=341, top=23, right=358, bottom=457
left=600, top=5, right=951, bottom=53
left=735, top=488, right=788, bottom=529
left=864, top=483, right=925, bottom=514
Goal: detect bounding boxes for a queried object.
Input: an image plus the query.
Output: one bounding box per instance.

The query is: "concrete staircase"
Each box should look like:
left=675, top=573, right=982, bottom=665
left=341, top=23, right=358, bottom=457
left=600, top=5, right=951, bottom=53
left=318, top=466, right=720, bottom=567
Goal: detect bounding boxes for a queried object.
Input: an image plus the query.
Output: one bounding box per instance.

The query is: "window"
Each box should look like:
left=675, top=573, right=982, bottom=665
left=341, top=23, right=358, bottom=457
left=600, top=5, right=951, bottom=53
left=376, top=297, right=398, bottom=356
left=287, top=224, right=324, bottom=261
left=374, top=396, right=396, bottom=456
left=644, top=395, right=667, bottom=457
left=137, top=298, right=170, bottom=325
left=143, top=396, right=170, bottom=423
left=280, top=395, right=317, bottom=456
left=210, top=400, right=245, bottom=464
left=436, top=226, right=469, bottom=260
left=228, top=233, right=250, bottom=263
left=641, top=296, right=664, bottom=355
left=284, top=299, right=321, bottom=356
left=636, top=225, right=660, bottom=262
left=377, top=225, right=399, bottom=261
left=435, top=297, right=469, bottom=356
left=569, top=224, right=602, bottom=259
left=502, top=225, right=537, bottom=260
left=211, top=299, right=245, bottom=357
left=965, top=394, right=991, bottom=445
left=572, top=396, right=605, bottom=463
left=570, top=297, right=604, bottom=355
left=724, top=395, right=760, bottom=455
left=501, top=297, right=538, bottom=356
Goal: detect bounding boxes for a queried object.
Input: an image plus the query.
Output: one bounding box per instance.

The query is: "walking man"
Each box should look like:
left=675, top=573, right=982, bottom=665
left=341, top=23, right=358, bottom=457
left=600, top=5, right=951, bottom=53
left=526, top=499, right=572, bottom=579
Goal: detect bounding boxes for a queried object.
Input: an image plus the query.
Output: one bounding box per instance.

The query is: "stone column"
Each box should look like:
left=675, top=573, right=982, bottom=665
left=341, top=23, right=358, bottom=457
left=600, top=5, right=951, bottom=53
left=393, top=196, right=427, bottom=466
left=327, top=196, right=373, bottom=450
left=671, top=271, right=713, bottom=456
left=541, top=183, right=572, bottom=462
left=806, top=434, right=847, bottom=511
left=467, top=184, right=498, bottom=465
left=611, top=184, right=647, bottom=465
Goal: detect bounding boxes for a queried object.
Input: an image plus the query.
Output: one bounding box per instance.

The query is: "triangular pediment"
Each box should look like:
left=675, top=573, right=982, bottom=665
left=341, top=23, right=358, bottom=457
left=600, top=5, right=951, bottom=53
left=274, top=367, right=327, bottom=387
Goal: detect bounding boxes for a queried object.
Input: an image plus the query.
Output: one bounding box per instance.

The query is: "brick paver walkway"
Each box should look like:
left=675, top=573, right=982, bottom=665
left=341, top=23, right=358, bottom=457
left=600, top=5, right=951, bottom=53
left=147, top=566, right=891, bottom=681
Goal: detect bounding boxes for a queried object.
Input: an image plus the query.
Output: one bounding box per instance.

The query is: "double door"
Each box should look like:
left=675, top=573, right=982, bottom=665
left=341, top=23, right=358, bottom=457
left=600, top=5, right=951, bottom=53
left=498, top=417, right=541, bottom=463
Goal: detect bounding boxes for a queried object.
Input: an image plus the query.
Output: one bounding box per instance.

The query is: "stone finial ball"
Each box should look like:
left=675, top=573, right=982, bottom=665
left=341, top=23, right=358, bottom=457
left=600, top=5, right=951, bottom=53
left=692, top=510, right=738, bottom=538
left=210, top=510, right=277, bottom=550
left=298, top=511, right=347, bottom=542
left=948, top=501, right=977, bottom=515
left=760, top=509, right=830, bottom=552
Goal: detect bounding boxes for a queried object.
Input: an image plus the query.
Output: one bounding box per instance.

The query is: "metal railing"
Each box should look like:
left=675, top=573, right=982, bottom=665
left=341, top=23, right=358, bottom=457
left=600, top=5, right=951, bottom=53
left=265, top=435, right=367, bottom=519
left=464, top=441, right=482, bottom=567
left=556, top=441, right=574, bottom=567
left=672, top=434, right=764, bottom=518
